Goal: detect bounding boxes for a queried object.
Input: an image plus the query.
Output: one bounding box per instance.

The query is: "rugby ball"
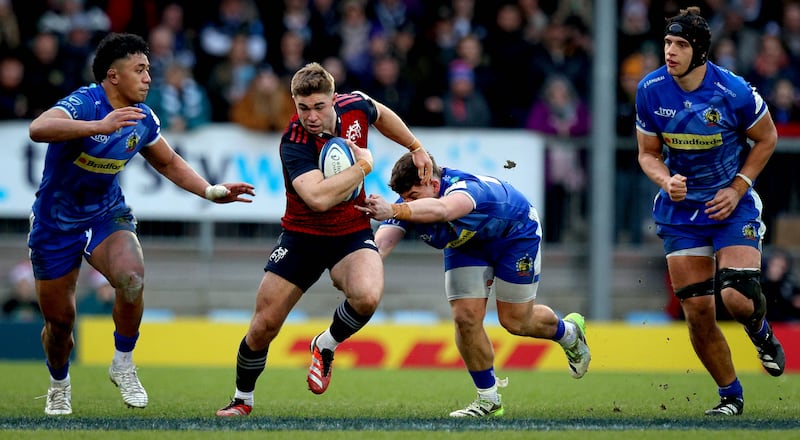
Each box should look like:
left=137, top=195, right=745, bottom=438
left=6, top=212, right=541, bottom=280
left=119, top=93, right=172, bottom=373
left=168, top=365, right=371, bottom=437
left=318, top=137, right=362, bottom=201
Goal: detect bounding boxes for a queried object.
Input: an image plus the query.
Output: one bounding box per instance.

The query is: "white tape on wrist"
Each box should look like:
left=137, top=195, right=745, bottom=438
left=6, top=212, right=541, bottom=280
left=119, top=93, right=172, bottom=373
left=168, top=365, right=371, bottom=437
left=735, top=173, right=753, bottom=187
left=205, top=184, right=229, bottom=200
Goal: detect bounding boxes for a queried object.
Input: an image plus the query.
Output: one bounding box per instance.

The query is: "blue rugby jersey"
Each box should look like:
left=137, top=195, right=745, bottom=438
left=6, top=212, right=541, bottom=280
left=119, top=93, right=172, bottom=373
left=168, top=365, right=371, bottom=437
left=32, top=84, right=161, bottom=231
left=381, top=168, right=540, bottom=250
left=635, top=62, right=768, bottom=205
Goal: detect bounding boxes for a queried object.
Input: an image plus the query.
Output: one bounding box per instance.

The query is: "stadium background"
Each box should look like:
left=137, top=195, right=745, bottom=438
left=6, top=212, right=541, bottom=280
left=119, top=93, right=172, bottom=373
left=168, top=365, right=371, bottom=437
left=0, top=1, right=798, bottom=372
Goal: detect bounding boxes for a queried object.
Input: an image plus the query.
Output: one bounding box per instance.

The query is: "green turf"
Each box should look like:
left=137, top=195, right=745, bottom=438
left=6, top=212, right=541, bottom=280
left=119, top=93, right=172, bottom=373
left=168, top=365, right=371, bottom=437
left=1, top=362, right=798, bottom=439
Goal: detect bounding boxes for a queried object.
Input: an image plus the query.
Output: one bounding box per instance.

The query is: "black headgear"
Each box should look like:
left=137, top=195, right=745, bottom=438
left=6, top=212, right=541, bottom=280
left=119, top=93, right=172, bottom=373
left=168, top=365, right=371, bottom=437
left=665, top=9, right=711, bottom=75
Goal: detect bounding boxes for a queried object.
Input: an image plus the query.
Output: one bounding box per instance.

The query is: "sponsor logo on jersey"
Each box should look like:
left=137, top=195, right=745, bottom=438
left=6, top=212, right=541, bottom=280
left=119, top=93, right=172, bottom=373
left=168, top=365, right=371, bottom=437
left=714, top=81, right=737, bottom=98
left=73, top=152, right=126, bottom=174
left=643, top=75, right=665, bottom=88
left=90, top=134, right=110, bottom=143
left=654, top=107, right=676, bottom=118
left=445, top=229, right=476, bottom=248
left=662, top=133, right=723, bottom=150
left=704, top=108, right=722, bottom=126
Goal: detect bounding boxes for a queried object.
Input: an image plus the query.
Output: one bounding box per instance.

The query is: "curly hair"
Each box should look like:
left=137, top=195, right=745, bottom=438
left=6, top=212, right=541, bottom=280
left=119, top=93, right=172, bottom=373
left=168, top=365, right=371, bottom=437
left=91, top=33, right=150, bottom=83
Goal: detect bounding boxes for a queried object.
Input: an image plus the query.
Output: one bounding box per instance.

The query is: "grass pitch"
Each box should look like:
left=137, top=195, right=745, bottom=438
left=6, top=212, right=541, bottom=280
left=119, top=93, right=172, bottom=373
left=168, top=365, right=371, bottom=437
left=0, top=362, right=798, bottom=439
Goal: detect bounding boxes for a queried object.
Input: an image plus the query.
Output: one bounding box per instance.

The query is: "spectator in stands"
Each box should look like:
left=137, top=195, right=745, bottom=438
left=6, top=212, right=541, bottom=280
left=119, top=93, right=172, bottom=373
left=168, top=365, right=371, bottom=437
left=363, top=55, right=415, bottom=123
left=59, top=15, right=97, bottom=92
left=484, top=2, right=535, bottom=127
left=761, top=247, right=800, bottom=322
left=733, top=0, right=782, bottom=32
left=453, top=33, right=493, bottom=96
left=145, top=61, right=211, bottom=132
left=23, top=32, right=70, bottom=117
left=371, top=0, right=416, bottom=40
left=197, top=0, right=266, bottom=84
left=38, top=0, right=110, bottom=44
left=0, top=0, right=21, bottom=54
left=0, top=55, right=30, bottom=119
left=2, top=259, right=40, bottom=321
left=78, top=268, right=114, bottom=316
left=525, top=74, right=590, bottom=243
left=709, top=36, right=742, bottom=72
left=157, top=2, right=196, bottom=70
left=756, top=78, right=800, bottom=244
left=390, top=21, right=423, bottom=80
left=147, top=25, right=177, bottom=85
left=337, top=0, right=380, bottom=87
left=617, top=0, right=655, bottom=62
left=527, top=15, right=592, bottom=104
left=769, top=78, right=800, bottom=127
left=272, top=30, right=309, bottom=86
left=147, top=24, right=195, bottom=85
left=746, top=33, right=798, bottom=103
left=307, top=0, right=343, bottom=61
left=229, top=65, right=295, bottom=132
left=426, top=59, right=491, bottom=127
left=526, top=73, right=591, bottom=138
left=517, top=0, right=549, bottom=44
left=321, top=56, right=356, bottom=93
left=103, top=0, right=158, bottom=36
left=450, top=0, right=489, bottom=41
left=713, top=8, right=761, bottom=78
left=264, top=0, right=313, bottom=63
left=782, top=1, right=800, bottom=65
left=206, top=33, right=259, bottom=121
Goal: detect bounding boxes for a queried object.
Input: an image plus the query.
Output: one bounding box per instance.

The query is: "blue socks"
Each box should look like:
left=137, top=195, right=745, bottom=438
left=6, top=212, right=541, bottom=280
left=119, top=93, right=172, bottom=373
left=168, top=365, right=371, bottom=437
left=47, top=360, right=70, bottom=381
left=719, top=377, right=743, bottom=400
left=469, top=367, right=496, bottom=389
left=114, top=331, right=139, bottom=352
left=552, top=319, right=566, bottom=340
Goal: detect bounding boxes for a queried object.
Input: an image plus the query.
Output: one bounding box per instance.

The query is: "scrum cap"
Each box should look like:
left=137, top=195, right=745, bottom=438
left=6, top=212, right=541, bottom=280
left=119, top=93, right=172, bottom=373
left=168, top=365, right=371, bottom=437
left=665, top=7, right=711, bottom=75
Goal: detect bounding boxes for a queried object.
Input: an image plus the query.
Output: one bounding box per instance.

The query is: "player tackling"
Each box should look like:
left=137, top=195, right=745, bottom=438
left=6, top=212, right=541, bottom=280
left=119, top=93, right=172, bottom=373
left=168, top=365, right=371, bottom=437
left=636, top=7, right=784, bottom=416
left=359, top=153, right=591, bottom=417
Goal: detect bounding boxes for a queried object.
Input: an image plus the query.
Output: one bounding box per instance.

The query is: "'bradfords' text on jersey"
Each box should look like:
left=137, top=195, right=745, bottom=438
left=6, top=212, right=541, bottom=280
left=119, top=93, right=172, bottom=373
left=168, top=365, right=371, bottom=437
left=662, top=133, right=723, bottom=150
left=73, top=152, right=126, bottom=174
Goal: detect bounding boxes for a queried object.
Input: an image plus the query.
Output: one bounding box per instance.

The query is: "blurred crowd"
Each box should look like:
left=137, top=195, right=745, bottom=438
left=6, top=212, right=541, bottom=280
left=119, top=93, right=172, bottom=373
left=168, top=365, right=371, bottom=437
left=2, top=0, right=799, bottom=129
left=1, top=0, right=799, bottom=244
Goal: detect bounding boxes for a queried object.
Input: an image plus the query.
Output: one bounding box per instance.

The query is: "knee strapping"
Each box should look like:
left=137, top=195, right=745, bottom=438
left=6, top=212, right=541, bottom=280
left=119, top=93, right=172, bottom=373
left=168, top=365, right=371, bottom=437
left=674, top=279, right=714, bottom=300
left=718, top=268, right=765, bottom=325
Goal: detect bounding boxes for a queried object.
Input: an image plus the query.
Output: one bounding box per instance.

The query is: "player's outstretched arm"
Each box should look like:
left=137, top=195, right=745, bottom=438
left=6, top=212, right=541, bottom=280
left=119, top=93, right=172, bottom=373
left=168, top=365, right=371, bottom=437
left=361, top=193, right=473, bottom=223
left=140, top=137, right=255, bottom=203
